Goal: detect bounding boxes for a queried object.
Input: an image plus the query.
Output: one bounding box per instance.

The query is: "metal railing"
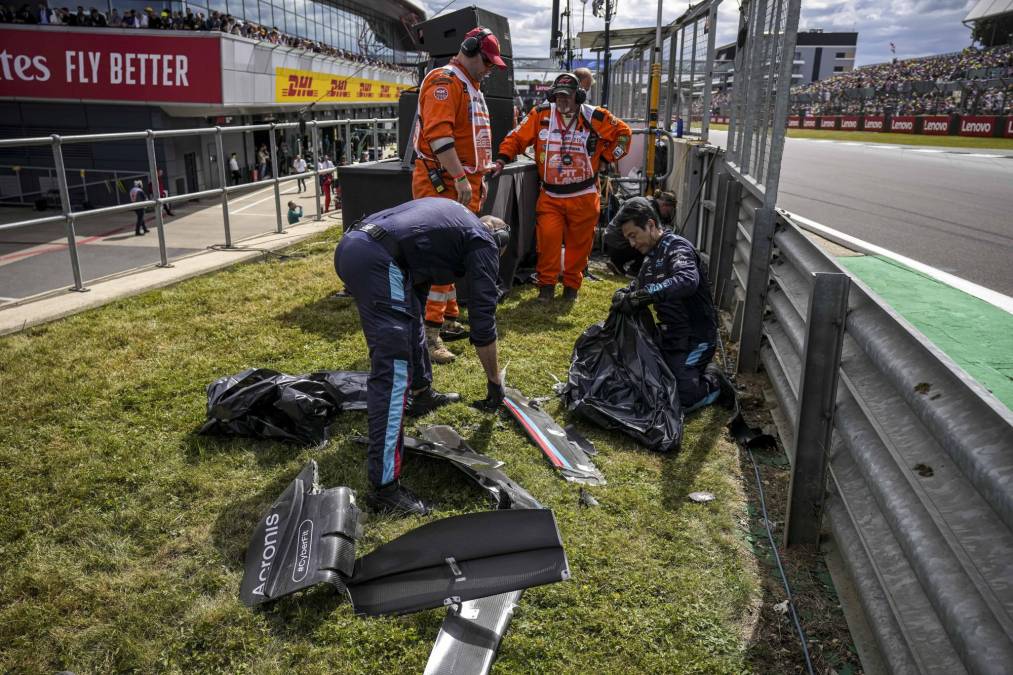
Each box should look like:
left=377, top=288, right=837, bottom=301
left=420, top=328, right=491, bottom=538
left=0, top=117, right=396, bottom=295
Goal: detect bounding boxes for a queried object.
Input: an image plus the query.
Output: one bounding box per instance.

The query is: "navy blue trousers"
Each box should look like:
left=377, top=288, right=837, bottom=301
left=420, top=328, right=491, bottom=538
left=335, top=231, right=432, bottom=488
left=663, top=340, right=720, bottom=412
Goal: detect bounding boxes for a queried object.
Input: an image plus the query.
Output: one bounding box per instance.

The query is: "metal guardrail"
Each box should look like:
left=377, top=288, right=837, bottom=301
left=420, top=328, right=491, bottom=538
left=695, top=143, right=1013, bottom=672
left=0, top=117, right=397, bottom=294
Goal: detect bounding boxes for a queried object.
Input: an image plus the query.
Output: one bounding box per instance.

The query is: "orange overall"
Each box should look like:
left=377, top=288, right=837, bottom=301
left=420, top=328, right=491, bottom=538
left=411, top=58, right=494, bottom=325
left=497, top=103, right=631, bottom=289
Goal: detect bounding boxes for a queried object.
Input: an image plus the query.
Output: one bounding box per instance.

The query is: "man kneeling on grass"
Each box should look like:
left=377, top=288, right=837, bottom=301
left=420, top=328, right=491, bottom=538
left=334, top=197, right=511, bottom=516
left=610, top=197, right=735, bottom=413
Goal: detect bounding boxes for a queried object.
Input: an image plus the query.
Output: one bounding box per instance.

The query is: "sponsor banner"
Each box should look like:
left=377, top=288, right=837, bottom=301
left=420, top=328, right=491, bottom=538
left=840, top=116, right=860, bottom=130
left=275, top=67, right=408, bottom=104
left=788, top=115, right=800, bottom=128
left=1005, top=117, right=1013, bottom=138
left=802, top=117, right=817, bottom=128
left=0, top=26, right=221, bottom=103
left=890, top=116, right=916, bottom=133
left=863, top=115, right=885, bottom=131
left=921, top=115, right=950, bottom=135
left=709, top=115, right=728, bottom=124
left=819, top=116, right=838, bottom=130
left=958, top=115, right=997, bottom=137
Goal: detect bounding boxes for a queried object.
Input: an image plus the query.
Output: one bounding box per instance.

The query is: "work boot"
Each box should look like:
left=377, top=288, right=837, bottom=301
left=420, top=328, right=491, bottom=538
left=425, top=326, right=456, bottom=364
left=537, top=284, right=555, bottom=302
left=562, top=286, right=579, bottom=302
left=705, top=363, right=737, bottom=409
left=440, top=319, right=469, bottom=342
left=407, top=386, right=461, bottom=417
left=366, top=481, right=431, bottom=517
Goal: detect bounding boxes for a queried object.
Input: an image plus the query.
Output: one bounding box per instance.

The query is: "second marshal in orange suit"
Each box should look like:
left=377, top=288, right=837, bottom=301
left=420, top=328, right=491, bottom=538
left=411, top=26, right=506, bottom=363
left=494, top=72, right=631, bottom=301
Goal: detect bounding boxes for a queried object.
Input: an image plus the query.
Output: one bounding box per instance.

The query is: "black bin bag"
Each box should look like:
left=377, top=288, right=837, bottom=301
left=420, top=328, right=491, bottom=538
left=561, top=309, right=683, bottom=452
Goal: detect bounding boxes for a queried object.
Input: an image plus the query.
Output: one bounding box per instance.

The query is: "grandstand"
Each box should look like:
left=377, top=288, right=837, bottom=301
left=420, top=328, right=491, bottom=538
left=0, top=0, right=425, bottom=199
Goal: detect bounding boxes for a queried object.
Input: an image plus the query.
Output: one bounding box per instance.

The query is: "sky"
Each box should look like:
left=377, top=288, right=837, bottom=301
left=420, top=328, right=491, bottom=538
left=414, top=0, right=981, bottom=67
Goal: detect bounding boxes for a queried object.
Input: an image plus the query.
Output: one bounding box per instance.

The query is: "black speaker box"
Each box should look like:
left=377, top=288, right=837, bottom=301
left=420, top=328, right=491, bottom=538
left=397, top=89, right=516, bottom=162
left=338, top=159, right=414, bottom=229
left=430, top=55, right=515, bottom=100
left=414, top=6, right=512, bottom=58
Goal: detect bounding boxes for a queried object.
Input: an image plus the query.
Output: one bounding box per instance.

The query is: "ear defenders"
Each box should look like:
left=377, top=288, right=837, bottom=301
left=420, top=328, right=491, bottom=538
left=547, top=72, right=587, bottom=105
left=493, top=225, right=511, bottom=251
left=461, top=27, right=493, bottom=57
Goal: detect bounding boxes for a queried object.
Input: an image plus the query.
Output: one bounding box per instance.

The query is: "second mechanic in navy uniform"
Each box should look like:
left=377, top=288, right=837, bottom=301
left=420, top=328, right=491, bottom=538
left=334, top=197, right=510, bottom=516
left=610, top=197, right=734, bottom=413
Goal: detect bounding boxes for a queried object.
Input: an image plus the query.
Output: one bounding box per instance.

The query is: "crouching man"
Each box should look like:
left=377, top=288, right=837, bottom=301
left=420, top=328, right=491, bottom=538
left=334, top=197, right=510, bottom=516
left=610, top=197, right=733, bottom=412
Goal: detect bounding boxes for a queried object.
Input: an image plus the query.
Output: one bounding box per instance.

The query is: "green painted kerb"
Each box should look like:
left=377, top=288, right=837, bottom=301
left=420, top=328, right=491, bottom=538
left=837, top=255, right=1013, bottom=411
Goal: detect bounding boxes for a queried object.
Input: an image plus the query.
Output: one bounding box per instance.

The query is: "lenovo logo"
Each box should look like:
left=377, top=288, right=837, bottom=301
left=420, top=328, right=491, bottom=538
left=892, top=120, right=913, bottom=131
left=841, top=119, right=858, bottom=129
left=961, top=120, right=992, bottom=134
left=924, top=120, right=948, bottom=132
left=864, top=119, right=883, bottom=129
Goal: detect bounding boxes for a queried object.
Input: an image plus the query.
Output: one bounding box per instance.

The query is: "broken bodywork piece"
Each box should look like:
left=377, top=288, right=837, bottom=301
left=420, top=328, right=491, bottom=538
left=503, top=386, right=606, bottom=486
left=240, top=462, right=569, bottom=617
left=424, top=590, right=523, bottom=675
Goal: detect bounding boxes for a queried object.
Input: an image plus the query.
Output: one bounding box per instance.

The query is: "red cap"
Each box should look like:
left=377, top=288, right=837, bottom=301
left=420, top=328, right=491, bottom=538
left=466, top=27, right=507, bottom=70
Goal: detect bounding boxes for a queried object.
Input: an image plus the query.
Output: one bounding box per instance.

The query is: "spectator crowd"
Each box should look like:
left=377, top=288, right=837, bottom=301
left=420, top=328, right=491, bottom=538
left=0, top=2, right=416, bottom=75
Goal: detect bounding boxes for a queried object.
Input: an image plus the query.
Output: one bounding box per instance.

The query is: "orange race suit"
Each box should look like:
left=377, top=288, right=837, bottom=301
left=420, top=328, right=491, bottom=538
left=497, top=101, right=631, bottom=290
left=412, top=57, right=495, bottom=326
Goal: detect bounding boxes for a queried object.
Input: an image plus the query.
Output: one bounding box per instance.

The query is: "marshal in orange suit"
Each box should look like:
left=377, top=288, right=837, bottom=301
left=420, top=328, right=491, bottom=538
left=494, top=72, right=631, bottom=301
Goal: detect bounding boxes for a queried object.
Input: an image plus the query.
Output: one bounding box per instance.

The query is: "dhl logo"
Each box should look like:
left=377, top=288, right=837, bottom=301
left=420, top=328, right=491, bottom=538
left=285, top=75, right=317, bottom=98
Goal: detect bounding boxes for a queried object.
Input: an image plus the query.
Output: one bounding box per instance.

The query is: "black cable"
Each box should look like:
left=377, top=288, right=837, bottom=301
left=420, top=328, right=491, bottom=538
left=715, top=332, right=816, bottom=675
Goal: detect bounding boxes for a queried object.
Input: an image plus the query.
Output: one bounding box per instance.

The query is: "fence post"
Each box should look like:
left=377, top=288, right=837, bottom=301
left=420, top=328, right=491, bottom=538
left=145, top=131, right=171, bottom=268
left=716, top=178, right=742, bottom=311
left=783, top=271, right=850, bottom=548
left=269, top=123, right=284, bottom=233
left=213, top=127, right=233, bottom=248
left=51, top=135, right=87, bottom=292
left=371, top=119, right=379, bottom=159
left=310, top=122, right=322, bottom=220
left=736, top=205, right=775, bottom=372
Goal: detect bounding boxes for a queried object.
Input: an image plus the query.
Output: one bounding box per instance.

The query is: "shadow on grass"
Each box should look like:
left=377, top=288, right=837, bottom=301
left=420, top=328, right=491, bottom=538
left=659, top=408, right=726, bottom=511
left=275, top=291, right=363, bottom=341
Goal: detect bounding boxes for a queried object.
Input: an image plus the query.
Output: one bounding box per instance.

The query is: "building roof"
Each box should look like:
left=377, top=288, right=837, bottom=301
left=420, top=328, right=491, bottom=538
left=964, top=0, right=1013, bottom=22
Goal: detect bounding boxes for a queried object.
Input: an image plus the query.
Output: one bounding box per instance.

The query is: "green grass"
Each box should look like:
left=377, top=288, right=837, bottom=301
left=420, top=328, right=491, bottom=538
left=709, top=123, right=1013, bottom=149
left=0, top=228, right=764, bottom=673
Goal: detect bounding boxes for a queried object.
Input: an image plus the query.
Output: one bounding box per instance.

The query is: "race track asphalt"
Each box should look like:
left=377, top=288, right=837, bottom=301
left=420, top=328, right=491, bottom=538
left=708, top=130, right=1013, bottom=296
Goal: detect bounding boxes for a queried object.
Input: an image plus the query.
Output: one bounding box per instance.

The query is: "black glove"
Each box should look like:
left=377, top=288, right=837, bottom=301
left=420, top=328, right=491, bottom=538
left=472, top=379, right=506, bottom=412
left=619, top=288, right=652, bottom=314
left=610, top=288, right=629, bottom=311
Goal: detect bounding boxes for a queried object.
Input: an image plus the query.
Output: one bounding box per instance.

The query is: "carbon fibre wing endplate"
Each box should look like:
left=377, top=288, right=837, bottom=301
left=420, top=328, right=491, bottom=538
left=346, top=509, right=570, bottom=617
left=503, top=386, right=606, bottom=486
left=240, top=460, right=363, bottom=606
left=423, top=591, right=522, bottom=675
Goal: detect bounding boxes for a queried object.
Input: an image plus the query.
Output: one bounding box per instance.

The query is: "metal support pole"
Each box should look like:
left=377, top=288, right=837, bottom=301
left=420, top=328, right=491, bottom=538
left=736, top=206, right=776, bottom=372
left=371, top=119, right=379, bottom=160
left=714, top=176, right=741, bottom=311
left=344, top=120, right=352, bottom=163
left=269, top=123, right=284, bottom=233
left=784, top=272, right=850, bottom=548
left=79, top=170, right=88, bottom=206
left=310, top=122, right=322, bottom=219
left=52, top=135, right=87, bottom=292
left=114, top=170, right=121, bottom=205
left=145, top=131, right=171, bottom=268
left=213, top=128, right=233, bottom=248
left=601, top=0, right=612, bottom=107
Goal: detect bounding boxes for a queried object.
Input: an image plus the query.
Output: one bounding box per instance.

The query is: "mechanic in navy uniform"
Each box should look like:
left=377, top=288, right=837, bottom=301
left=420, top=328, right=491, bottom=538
left=609, top=198, right=734, bottom=412
left=334, top=197, right=510, bottom=516
left=604, top=191, right=677, bottom=277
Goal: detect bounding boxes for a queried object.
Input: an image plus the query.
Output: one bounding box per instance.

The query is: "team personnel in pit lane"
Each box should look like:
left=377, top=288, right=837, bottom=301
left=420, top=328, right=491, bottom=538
left=494, top=72, right=632, bottom=302
left=604, top=192, right=677, bottom=276
left=334, top=197, right=511, bottom=516
left=411, top=26, right=507, bottom=365
left=610, top=198, right=734, bottom=412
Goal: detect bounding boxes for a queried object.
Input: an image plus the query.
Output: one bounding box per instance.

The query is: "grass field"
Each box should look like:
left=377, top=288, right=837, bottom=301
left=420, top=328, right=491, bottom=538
left=708, top=123, right=1013, bottom=149
left=0, top=227, right=856, bottom=673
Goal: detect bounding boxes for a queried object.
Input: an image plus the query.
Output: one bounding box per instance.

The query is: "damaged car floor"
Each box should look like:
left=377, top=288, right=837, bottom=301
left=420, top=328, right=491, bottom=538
left=0, top=231, right=857, bottom=674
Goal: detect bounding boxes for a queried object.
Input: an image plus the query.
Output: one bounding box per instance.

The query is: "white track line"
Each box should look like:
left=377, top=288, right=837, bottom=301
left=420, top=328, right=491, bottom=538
left=964, top=153, right=1002, bottom=158
left=912, top=148, right=945, bottom=153
left=784, top=211, right=1013, bottom=315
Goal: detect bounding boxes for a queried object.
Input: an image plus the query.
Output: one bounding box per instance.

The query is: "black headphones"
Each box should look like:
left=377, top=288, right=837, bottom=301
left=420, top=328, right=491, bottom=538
left=461, top=27, right=493, bottom=57
left=547, top=72, right=587, bottom=105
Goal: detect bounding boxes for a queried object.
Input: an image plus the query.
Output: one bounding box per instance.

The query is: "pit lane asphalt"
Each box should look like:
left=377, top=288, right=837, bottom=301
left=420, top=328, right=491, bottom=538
left=708, top=130, right=1013, bottom=296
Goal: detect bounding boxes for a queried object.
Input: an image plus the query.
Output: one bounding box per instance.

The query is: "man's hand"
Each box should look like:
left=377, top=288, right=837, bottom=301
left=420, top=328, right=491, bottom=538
left=472, top=379, right=506, bottom=412
left=610, top=288, right=629, bottom=311
left=455, top=177, right=473, bottom=207
left=619, top=288, right=652, bottom=314
left=490, top=160, right=505, bottom=178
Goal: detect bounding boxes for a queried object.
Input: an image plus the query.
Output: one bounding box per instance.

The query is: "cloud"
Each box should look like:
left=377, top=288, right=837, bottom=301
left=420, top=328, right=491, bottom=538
left=414, top=0, right=980, bottom=66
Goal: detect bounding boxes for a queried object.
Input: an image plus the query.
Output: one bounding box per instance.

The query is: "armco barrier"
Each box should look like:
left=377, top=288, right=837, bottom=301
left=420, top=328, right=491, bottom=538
left=921, top=115, right=951, bottom=135
left=701, top=151, right=1013, bottom=673
left=959, top=115, right=998, bottom=137
left=889, top=116, right=916, bottom=133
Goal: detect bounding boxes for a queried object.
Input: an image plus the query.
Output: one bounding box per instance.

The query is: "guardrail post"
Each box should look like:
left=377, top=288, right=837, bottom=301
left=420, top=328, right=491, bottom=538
left=269, top=123, right=284, bottom=233
left=310, top=122, right=322, bottom=220
left=736, top=206, right=775, bottom=372
left=213, top=127, right=233, bottom=248
left=344, top=120, right=352, bottom=163
left=371, top=119, right=379, bottom=159
left=783, top=271, right=850, bottom=548
left=145, top=131, right=171, bottom=268
left=51, top=135, right=87, bottom=292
